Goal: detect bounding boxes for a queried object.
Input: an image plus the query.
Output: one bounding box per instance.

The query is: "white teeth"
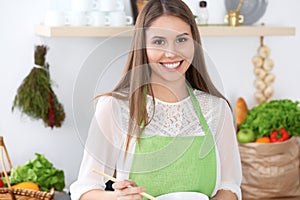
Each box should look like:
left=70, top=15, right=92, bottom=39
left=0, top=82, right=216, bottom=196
left=163, top=62, right=180, bottom=69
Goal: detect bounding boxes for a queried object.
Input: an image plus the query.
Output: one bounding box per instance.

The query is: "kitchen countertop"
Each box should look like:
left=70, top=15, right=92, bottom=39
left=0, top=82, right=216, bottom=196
left=244, top=197, right=300, bottom=200
left=53, top=192, right=300, bottom=200
left=54, top=192, right=71, bottom=200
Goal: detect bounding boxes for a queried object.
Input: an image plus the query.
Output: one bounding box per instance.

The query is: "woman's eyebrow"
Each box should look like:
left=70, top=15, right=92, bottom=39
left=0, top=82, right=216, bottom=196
left=148, top=33, right=189, bottom=40
left=176, top=33, right=189, bottom=37
left=150, top=36, right=165, bottom=39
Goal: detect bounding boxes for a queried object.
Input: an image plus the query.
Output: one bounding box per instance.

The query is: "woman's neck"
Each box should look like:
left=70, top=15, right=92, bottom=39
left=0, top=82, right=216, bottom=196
left=150, top=82, right=189, bottom=103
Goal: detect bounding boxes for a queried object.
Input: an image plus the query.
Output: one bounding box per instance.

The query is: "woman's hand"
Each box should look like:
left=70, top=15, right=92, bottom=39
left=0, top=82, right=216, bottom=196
left=113, top=180, right=146, bottom=200
left=211, top=189, right=238, bottom=200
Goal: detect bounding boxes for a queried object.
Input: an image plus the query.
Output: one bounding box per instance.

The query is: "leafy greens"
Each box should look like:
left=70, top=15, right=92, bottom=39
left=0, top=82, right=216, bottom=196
left=8, top=153, right=65, bottom=191
left=239, top=99, right=300, bottom=138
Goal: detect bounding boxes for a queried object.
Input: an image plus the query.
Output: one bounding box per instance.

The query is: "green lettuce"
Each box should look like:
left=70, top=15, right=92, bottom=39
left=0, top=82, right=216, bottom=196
left=7, top=153, right=65, bottom=191
left=239, top=99, right=300, bottom=138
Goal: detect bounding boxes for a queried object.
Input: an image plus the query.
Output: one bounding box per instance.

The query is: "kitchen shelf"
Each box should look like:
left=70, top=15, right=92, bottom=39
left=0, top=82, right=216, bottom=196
left=34, top=24, right=296, bottom=37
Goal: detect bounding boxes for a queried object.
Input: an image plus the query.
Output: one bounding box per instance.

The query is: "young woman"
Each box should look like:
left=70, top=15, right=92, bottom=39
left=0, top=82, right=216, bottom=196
left=70, top=0, right=242, bottom=199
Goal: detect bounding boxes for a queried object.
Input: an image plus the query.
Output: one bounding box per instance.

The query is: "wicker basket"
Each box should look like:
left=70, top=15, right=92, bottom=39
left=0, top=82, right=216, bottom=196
left=0, top=136, right=54, bottom=200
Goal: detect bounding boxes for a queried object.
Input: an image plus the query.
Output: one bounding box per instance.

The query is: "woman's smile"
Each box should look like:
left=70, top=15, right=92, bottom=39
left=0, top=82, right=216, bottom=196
left=160, top=60, right=184, bottom=71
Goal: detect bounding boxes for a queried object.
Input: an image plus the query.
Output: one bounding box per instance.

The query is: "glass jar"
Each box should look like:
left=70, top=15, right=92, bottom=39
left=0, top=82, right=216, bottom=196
left=197, top=1, right=209, bottom=25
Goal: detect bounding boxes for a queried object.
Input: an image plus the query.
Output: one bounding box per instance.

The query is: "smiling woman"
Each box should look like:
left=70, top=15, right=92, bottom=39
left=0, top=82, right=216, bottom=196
left=70, top=0, right=242, bottom=200
left=146, top=16, right=195, bottom=101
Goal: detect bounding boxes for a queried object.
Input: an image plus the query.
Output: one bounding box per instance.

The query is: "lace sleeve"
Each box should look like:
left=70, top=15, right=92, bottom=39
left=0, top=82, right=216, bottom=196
left=70, top=96, right=126, bottom=200
left=215, top=100, right=242, bottom=200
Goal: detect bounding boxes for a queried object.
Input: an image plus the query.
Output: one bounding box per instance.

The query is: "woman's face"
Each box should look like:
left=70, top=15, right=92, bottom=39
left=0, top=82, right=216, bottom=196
left=146, top=15, right=194, bottom=85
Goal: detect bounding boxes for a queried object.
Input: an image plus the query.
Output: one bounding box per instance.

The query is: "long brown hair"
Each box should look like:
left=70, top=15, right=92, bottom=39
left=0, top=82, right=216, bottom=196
left=103, top=0, right=227, bottom=152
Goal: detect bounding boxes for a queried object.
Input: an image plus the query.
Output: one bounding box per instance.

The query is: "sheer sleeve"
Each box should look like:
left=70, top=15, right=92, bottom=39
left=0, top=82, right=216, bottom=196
left=70, top=96, right=126, bottom=200
left=216, top=100, right=242, bottom=200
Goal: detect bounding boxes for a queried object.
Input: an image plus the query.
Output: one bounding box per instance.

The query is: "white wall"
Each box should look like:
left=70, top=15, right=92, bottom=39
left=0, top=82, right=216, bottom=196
left=0, top=0, right=299, bottom=190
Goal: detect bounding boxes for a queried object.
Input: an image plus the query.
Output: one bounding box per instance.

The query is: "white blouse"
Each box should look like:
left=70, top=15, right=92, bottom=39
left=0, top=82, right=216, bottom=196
left=70, top=89, right=242, bottom=200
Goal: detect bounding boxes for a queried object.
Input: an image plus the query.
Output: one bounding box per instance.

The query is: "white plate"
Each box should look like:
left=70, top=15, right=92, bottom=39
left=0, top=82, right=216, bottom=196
left=156, top=192, right=209, bottom=200
left=225, top=0, right=268, bottom=25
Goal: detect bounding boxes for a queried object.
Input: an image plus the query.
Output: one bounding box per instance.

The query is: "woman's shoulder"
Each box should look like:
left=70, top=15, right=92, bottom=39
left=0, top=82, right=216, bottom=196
left=193, top=89, right=225, bottom=103
left=193, top=89, right=232, bottom=114
left=95, top=95, right=129, bottom=114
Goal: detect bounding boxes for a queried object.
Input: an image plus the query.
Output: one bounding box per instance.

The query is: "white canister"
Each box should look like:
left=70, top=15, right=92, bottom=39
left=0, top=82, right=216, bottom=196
left=108, top=11, right=133, bottom=26
left=88, top=11, right=110, bottom=26
left=66, top=11, right=89, bottom=26
left=72, top=0, right=93, bottom=12
left=97, top=0, right=124, bottom=12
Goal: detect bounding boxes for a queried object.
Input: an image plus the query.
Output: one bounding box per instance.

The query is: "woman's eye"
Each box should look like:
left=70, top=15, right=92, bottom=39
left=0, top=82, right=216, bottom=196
left=152, top=39, right=165, bottom=46
left=176, top=37, right=188, bottom=43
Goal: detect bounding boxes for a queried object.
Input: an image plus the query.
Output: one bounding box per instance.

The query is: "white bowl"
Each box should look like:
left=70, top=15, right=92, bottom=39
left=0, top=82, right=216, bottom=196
left=156, top=192, right=209, bottom=200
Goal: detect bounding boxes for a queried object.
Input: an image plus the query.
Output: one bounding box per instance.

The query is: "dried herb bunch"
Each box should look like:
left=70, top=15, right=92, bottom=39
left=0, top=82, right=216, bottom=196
left=12, top=45, right=65, bottom=128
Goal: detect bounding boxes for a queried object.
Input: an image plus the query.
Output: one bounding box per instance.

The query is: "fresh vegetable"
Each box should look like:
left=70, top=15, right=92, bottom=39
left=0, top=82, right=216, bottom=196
left=6, top=153, right=65, bottom=192
left=0, top=179, right=4, bottom=188
left=235, top=97, right=248, bottom=126
left=239, top=99, right=300, bottom=139
left=12, top=182, right=39, bottom=191
left=237, top=128, right=256, bottom=143
left=255, top=137, right=271, bottom=143
left=270, top=128, right=290, bottom=143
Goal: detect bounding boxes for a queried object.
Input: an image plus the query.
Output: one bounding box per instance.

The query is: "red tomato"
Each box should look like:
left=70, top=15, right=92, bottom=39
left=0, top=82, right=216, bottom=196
left=0, top=179, right=4, bottom=188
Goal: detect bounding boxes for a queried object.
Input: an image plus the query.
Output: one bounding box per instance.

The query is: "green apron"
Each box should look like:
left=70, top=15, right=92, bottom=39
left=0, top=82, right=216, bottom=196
left=129, top=87, right=217, bottom=198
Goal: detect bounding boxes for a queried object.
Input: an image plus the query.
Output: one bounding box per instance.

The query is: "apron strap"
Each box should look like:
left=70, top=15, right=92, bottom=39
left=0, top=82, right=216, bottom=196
left=187, top=86, right=211, bottom=136
left=187, top=86, right=215, bottom=158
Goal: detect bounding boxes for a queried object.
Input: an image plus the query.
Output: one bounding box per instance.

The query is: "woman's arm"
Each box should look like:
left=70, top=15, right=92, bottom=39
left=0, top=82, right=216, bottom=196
left=80, top=181, right=146, bottom=200
left=80, top=180, right=145, bottom=200
left=70, top=97, right=131, bottom=200
left=214, top=100, right=242, bottom=200
left=80, top=190, right=117, bottom=200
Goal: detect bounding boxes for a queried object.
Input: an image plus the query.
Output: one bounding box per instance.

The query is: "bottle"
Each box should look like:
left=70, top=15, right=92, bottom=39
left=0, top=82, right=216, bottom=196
left=197, top=1, right=209, bottom=25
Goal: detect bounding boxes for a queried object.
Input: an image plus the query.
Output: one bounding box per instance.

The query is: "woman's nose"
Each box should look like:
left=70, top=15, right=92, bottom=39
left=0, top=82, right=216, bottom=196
left=164, top=50, right=176, bottom=58
left=164, top=44, right=176, bottom=58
